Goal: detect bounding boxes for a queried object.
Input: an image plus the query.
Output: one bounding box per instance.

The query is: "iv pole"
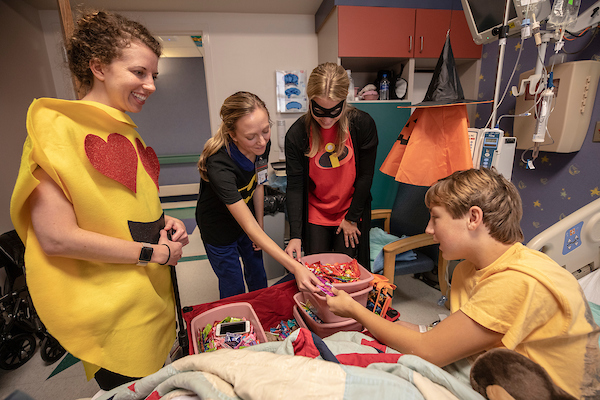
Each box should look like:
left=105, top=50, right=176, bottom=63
left=490, top=0, right=513, bottom=128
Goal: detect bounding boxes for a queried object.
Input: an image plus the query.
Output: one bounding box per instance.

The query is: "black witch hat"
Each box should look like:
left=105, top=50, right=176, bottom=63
left=410, top=33, right=488, bottom=107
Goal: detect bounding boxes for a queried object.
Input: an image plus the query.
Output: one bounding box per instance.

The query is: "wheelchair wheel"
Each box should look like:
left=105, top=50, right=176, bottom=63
left=40, top=335, right=66, bottom=363
left=0, top=333, right=37, bottom=370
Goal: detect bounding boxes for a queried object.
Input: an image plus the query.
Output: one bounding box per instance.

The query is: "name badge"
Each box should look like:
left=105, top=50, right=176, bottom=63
left=255, top=157, right=268, bottom=185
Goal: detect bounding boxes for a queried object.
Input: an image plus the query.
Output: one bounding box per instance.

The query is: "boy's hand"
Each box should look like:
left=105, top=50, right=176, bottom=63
left=326, top=288, right=357, bottom=319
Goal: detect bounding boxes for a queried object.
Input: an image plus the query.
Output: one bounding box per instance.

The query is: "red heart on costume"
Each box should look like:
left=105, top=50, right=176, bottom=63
left=136, top=138, right=160, bottom=190
left=85, top=133, right=138, bottom=192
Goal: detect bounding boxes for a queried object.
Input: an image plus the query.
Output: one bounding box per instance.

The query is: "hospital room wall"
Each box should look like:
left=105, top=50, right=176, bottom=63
left=474, top=0, right=600, bottom=242
left=0, top=6, right=319, bottom=233
left=0, top=0, right=57, bottom=235
left=37, top=10, right=319, bottom=179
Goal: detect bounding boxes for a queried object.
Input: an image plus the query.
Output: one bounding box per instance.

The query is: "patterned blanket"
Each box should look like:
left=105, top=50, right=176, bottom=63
left=97, top=329, right=484, bottom=400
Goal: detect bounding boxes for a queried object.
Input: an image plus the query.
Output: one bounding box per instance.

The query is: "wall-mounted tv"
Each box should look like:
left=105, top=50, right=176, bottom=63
left=461, top=0, right=551, bottom=45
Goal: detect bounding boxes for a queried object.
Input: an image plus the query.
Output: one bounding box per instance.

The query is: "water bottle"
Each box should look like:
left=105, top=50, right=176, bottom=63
left=346, top=69, right=355, bottom=102
left=380, top=73, right=390, bottom=101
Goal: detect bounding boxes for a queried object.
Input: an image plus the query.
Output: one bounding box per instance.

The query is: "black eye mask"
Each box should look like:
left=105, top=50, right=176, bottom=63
left=310, top=99, right=344, bottom=118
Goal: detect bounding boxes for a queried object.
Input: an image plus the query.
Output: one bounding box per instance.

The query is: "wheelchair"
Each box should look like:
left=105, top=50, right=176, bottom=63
left=0, top=230, right=65, bottom=370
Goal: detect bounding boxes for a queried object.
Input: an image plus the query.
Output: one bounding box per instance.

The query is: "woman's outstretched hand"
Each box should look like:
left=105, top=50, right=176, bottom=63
left=292, top=261, right=322, bottom=293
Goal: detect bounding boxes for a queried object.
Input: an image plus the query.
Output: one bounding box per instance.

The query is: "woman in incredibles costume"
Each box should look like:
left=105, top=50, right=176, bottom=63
left=285, top=63, right=378, bottom=269
left=196, top=92, right=321, bottom=299
left=10, top=11, right=189, bottom=391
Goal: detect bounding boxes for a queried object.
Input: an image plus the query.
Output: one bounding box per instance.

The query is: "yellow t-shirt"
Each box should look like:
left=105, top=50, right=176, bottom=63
left=10, top=98, right=175, bottom=379
left=451, top=242, right=600, bottom=398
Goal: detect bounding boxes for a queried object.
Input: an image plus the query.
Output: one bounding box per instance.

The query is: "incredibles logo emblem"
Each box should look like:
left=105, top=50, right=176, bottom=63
left=315, top=142, right=353, bottom=169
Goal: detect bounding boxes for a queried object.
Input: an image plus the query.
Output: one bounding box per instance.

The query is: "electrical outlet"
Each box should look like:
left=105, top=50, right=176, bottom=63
left=595, top=122, right=600, bottom=143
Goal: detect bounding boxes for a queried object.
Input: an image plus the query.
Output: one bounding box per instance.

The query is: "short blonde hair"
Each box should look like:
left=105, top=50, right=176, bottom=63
left=197, top=92, right=270, bottom=181
left=425, top=168, right=524, bottom=244
left=305, top=62, right=352, bottom=158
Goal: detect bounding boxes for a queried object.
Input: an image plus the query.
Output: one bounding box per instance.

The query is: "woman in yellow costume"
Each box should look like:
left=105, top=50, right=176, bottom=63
left=10, top=11, right=189, bottom=391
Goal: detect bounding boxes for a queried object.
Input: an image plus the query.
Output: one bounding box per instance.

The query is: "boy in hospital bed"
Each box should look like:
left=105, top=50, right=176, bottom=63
left=326, top=167, right=600, bottom=399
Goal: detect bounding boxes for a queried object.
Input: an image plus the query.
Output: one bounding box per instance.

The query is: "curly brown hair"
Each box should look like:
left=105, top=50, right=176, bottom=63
left=67, top=10, right=161, bottom=94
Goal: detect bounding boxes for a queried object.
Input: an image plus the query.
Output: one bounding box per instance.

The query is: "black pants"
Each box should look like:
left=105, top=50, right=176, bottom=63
left=306, top=223, right=357, bottom=259
left=95, top=368, right=140, bottom=391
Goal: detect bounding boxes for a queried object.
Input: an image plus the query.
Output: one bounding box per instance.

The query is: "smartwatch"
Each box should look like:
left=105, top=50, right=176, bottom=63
left=137, top=243, right=153, bottom=266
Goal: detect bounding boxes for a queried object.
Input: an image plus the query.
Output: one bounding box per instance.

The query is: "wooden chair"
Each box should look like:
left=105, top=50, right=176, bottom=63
left=371, top=182, right=449, bottom=307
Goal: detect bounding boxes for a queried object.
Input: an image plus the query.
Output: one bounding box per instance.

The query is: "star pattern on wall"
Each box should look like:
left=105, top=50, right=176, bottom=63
left=534, top=200, right=542, bottom=207
left=515, top=42, right=521, bottom=51
left=591, top=187, right=600, bottom=197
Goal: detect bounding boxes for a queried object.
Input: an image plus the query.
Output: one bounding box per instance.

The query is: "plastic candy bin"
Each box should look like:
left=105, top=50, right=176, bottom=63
left=190, top=302, right=267, bottom=354
left=293, top=292, right=362, bottom=338
left=292, top=305, right=309, bottom=330
left=300, top=253, right=373, bottom=292
left=305, top=284, right=372, bottom=323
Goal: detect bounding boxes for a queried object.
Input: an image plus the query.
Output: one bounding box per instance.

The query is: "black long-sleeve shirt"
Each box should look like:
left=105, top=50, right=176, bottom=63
left=285, top=108, right=378, bottom=268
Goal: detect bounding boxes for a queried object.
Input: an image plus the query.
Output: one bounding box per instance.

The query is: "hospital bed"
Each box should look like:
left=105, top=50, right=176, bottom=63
left=91, top=192, right=600, bottom=400
left=526, top=197, right=600, bottom=303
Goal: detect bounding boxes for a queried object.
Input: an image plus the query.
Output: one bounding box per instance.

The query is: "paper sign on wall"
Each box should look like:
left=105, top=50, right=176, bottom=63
left=276, top=70, right=307, bottom=113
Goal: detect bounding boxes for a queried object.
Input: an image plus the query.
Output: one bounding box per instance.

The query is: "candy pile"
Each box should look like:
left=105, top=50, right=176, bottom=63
left=269, top=319, right=299, bottom=340
left=299, top=299, right=323, bottom=323
left=305, top=259, right=361, bottom=284
left=197, top=317, right=260, bottom=353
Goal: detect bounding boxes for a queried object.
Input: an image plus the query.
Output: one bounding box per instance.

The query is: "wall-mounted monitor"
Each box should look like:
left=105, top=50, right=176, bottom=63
left=461, top=0, right=551, bottom=45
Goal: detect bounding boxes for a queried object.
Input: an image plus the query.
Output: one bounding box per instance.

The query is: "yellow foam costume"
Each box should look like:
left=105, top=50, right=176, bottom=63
left=10, top=98, right=175, bottom=379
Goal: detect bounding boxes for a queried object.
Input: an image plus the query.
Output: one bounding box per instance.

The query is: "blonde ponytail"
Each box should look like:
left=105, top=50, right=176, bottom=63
left=197, top=91, right=270, bottom=182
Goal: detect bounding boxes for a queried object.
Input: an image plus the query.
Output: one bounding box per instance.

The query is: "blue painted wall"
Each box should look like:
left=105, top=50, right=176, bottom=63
left=473, top=0, right=600, bottom=242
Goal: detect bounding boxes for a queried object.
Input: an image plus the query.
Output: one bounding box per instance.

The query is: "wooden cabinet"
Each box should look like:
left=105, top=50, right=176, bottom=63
left=318, top=5, right=482, bottom=123
left=338, top=7, right=415, bottom=58
left=414, top=9, right=482, bottom=59
left=337, top=6, right=481, bottom=59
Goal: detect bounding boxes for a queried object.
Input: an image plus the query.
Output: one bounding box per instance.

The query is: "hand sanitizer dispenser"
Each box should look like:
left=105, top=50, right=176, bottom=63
left=277, top=120, right=286, bottom=160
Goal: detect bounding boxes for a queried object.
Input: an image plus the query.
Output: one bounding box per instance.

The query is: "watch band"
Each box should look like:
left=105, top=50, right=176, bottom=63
left=137, top=243, right=153, bottom=266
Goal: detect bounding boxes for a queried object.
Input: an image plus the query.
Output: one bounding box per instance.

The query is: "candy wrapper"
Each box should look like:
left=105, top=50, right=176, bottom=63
left=315, top=275, right=336, bottom=296
left=305, top=259, right=361, bottom=284
left=269, top=319, right=299, bottom=340
left=366, top=275, right=396, bottom=317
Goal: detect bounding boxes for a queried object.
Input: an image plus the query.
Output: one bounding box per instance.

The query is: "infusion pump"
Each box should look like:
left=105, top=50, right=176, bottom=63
left=468, top=128, right=517, bottom=181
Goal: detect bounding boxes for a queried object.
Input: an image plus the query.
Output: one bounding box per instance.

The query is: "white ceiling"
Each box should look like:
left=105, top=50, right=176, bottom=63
left=22, top=0, right=324, bottom=15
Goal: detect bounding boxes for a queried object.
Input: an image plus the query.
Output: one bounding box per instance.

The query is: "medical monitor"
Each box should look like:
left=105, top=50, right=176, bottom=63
left=460, top=0, right=552, bottom=45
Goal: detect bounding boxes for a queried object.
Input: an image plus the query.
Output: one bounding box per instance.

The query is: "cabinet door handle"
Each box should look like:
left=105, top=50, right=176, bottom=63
left=420, top=36, right=424, bottom=53
left=409, top=35, right=412, bottom=52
